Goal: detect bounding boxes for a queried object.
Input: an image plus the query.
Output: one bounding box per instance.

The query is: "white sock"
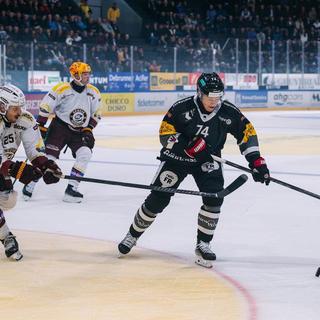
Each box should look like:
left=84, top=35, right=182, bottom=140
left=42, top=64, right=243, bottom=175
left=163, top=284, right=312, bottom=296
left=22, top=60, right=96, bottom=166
left=0, top=223, right=10, bottom=241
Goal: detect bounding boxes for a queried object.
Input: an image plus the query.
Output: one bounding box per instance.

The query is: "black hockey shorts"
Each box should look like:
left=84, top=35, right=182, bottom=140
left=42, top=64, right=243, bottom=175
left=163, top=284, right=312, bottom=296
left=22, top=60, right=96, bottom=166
left=144, top=160, right=224, bottom=214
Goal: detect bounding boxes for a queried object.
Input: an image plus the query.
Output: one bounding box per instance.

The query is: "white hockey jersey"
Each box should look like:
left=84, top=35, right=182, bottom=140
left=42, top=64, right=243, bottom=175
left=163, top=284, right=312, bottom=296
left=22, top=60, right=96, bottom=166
left=39, top=82, right=102, bottom=128
left=0, top=111, right=44, bottom=164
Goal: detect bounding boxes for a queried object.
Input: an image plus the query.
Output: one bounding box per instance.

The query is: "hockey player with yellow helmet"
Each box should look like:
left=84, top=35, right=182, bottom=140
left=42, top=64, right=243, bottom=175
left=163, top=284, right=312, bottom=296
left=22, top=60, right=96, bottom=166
left=23, top=61, right=102, bottom=203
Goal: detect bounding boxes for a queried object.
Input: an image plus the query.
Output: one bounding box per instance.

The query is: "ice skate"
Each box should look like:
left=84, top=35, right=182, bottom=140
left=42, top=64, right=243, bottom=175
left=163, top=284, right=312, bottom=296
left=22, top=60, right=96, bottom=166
left=195, top=240, right=216, bottom=268
left=1, top=232, right=23, bottom=261
left=118, top=232, right=137, bottom=256
left=22, top=181, right=37, bottom=201
left=63, top=184, right=83, bottom=203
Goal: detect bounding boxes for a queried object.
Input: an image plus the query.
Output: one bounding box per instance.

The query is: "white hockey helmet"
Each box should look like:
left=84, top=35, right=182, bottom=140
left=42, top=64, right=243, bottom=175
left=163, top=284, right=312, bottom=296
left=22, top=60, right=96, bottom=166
left=0, top=84, right=26, bottom=115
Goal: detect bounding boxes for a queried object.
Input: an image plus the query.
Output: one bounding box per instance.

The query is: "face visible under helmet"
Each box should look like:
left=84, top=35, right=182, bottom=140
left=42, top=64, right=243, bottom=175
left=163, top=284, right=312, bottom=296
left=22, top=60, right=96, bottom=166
left=0, top=84, right=26, bottom=116
left=197, top=72, right=224, bottom=98
left=69, top=61, right=91, bottom=85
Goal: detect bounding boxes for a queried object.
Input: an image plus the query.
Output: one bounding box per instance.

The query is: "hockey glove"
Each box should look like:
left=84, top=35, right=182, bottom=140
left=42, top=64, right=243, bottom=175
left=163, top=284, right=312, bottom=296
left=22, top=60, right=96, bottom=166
left=0, top=160, right=43, bottom=185
left=185, top=137, right=212, bottom=164
left=32, top=156, right=62, bottom=184
left=81, top=127, right=95, bottom=149
left=0, top=174, right=13, bottom=191
left=249, top=157, right=270, bottom=185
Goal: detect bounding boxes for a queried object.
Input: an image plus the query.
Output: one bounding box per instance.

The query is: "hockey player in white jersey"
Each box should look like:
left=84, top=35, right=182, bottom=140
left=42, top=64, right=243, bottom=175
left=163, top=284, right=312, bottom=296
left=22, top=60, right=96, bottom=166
left=23, top=61, right=102, bottom=203
left=0, top=84, right=61, bottom=261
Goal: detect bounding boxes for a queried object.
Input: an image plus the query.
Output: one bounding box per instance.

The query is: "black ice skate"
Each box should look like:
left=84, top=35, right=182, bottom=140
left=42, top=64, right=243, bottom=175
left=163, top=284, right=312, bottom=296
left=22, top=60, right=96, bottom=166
left=118, top=232, right=137, bottom=256
left=63, top=184, right=83, bottom=203
left=195, top=240, right=216, bottom=268
left=1, top=232, right=23, bottom=261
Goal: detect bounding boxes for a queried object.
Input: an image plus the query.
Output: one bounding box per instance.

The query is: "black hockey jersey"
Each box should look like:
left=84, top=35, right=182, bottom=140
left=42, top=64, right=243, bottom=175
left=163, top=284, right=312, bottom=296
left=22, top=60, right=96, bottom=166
left=159, top=95, right=261, bottom=165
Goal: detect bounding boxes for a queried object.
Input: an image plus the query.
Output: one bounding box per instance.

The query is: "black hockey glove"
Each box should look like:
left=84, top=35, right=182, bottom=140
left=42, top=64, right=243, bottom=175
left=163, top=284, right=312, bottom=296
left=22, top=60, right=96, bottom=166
left=0, top=160, right=43, bottom=185
left=0, top=174, right=13, bottom=191
left=249, top=157, right=270, bottom=185
left=82, top=127, right=95, bottom=149
left=32, top=156, right=62, bottom=184
left=185, top=137, right=212, bottom=164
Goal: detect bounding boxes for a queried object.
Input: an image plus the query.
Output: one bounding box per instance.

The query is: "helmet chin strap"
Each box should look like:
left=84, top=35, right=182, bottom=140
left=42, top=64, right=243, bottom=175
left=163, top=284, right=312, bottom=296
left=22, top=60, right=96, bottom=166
left=73, top=74, right=86, bottom=86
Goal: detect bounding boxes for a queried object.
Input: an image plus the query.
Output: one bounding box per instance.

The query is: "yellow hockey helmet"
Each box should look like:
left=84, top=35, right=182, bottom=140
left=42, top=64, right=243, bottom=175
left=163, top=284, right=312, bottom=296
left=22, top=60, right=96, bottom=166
left=69, top=61, right=92, bottom=80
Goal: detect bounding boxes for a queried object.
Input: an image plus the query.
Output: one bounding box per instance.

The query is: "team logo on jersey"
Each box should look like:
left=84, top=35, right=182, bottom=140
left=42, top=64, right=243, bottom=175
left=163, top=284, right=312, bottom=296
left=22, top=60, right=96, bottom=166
left=159, top=171, right=178, bottom=187
left=160, top=121, right=176, bottom=135
left=242, top=123, right=257, bottom=143
left=70, top=108, right=87, bottom=126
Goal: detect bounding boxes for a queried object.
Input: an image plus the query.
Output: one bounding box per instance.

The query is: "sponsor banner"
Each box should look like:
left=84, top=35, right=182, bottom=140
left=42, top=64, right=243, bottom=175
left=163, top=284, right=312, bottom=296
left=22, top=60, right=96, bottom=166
left=108, top=72, right=149, bottom=92
left=235, top=90, right=268, bottom=107
left=224, top=91, right=236, bottom=105
left=310, top=92, right=320, bottom=106
left=100, top=93, right=135, bottom=114
left=262, top=74, right=320, bottom=90
left=135, top=91, right=236, bottom=112
left=150, top=73, right=189, bottom=90
left=188, top=72, right=225, bottom=85
left=268, top=91, right=305, bottom=107
left=25, top=93, right=45, bottom=116
left=268, top=91, right=320, bottom=107
left=188, top=72, right=202, bottom=86
left=61, top=74, right=109, bottom=92
left=135, top=92, right=192, bottom=112
left=28, top=71, right=60, bottom=91
left=225, top=73, right=258, bottom=89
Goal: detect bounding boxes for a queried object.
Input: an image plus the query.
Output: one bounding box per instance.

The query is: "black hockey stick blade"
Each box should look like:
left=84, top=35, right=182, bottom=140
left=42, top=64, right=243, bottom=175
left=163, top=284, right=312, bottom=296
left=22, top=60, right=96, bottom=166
left=211, top=154, right=320, bottom=200
left=216, top=174, right=248, bottom=198
left=59, top=174, right=247, bottom=198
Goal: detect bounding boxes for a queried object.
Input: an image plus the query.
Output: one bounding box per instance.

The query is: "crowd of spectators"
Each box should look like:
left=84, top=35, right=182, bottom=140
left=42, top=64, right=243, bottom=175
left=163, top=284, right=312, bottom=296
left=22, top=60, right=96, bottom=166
left=0, top=0, right=319, bottom=73
left=144, top=0, right=320, bottom=72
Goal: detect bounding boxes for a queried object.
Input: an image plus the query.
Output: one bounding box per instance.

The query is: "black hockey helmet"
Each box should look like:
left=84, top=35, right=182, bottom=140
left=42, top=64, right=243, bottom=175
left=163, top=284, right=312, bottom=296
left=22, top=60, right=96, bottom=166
left=197, top=72, right=224, bottom=98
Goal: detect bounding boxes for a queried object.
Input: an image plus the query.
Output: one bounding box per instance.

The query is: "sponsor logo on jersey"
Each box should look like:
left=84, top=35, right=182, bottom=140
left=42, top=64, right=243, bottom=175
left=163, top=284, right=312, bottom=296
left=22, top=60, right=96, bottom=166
left=48, top=93, right=56, bottom=100
left=13, top=124, right=27, bottom=130
left=183, top=109, right=195, bottom=121
left=69, top=108, right=87, bottom=126
left=159, top=171, right=178, bottom=187
left=218, top=116, right=232, bottom=125
left=3, top=148, right=17, bottom=160
left=61, top=93, right=75, bottom=100
left=163, top=150, right=196, bottom=163
left=201, top=161, right=220, bottom=173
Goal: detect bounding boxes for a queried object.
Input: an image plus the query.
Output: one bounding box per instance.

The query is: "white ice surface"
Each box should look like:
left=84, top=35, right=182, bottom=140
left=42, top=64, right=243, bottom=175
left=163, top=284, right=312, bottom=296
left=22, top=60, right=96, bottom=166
left=5, top=110, right=320, bottom=320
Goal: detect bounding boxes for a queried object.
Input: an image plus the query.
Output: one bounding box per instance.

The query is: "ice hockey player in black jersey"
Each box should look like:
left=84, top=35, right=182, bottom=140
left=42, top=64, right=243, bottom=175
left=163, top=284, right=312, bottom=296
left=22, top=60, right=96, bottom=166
left=118, top=72, right=270, bottom=268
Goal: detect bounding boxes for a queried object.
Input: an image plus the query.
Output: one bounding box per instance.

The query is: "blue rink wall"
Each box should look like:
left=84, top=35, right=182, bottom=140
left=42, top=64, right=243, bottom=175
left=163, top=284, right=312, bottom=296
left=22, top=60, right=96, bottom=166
left=25, top=90, right=320, bottom=116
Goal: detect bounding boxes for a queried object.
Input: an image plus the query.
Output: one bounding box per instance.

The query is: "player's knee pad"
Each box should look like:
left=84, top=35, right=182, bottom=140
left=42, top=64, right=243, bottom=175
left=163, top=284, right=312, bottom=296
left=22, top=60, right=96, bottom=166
left=144, top=191, right=172, bottom=214
left=75, top=146, right=92, bottom=166
left=0, top=190, right=17, bottom=211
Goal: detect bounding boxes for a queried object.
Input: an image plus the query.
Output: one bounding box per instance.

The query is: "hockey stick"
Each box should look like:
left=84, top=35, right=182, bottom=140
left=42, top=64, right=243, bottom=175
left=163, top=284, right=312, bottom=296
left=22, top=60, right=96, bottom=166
left=211, top=155, right=320, bottom=200
left=58, top=173, right=248, bottom=198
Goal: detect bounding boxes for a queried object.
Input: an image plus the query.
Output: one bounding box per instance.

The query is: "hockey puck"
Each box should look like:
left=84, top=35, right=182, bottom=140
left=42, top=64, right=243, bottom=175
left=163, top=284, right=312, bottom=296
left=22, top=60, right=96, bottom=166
left=316, top=267, right=320, bottom=277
